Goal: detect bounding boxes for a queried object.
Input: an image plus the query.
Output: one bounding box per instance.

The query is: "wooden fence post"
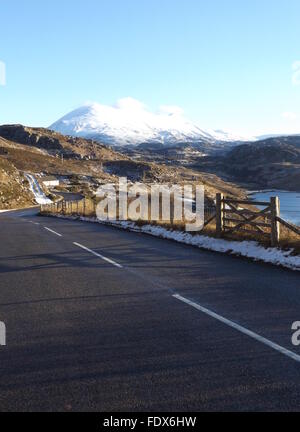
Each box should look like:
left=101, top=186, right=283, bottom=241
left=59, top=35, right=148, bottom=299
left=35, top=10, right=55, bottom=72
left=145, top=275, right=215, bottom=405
left=216, top=193, right=224, bottom=237
left=170, top=192, right=174, bottom=226
left=270, top=196, right=280, bottom=247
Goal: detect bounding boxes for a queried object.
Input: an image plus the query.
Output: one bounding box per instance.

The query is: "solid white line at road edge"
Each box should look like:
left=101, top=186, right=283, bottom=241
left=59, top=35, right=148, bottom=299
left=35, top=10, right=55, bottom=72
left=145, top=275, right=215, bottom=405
left=173, top=294, right=300, bottom=364
left=44, top=227, right=62, bottom=237
left=73, top=242, right=123, bottom=269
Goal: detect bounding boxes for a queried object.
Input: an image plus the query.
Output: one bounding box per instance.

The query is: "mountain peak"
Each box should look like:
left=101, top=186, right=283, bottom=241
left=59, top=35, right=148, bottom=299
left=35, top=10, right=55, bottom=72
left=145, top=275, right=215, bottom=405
left=50, top=99, right=253, bottom=148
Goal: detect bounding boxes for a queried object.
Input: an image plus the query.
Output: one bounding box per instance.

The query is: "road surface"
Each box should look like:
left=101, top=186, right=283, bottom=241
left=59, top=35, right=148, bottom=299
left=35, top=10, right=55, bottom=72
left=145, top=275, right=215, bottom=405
left=0, top=208, right=300, bottom=412
left=52, top=192, right=84, bottom=202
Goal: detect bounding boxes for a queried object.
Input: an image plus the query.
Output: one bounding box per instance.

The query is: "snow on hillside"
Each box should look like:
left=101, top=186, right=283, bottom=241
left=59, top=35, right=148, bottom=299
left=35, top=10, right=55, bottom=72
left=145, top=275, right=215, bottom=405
left=25, top=174, right=52, bottom=205
left=50, top=98, right=253, bottom=147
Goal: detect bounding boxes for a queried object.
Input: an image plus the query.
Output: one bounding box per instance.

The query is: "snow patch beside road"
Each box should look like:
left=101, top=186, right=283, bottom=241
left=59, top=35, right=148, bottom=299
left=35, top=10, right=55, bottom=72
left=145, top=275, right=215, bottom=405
left=44, top=214, right=300, bottom=271
left=25, top=174, right=52, bottom=205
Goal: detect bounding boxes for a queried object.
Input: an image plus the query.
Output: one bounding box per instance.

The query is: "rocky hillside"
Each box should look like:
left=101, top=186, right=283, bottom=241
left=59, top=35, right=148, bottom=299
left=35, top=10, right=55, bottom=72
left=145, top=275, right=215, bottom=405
left=222, top=137, right=300, bottom=190
left=0, top=156, right=34, bottom=209
left=227, top=138, right=300, bottom=164
left=185, top=136, right=300, bottom=191
left=0, top=124, right=127, bottom=161
left=0, top=124, right=246, bottom=209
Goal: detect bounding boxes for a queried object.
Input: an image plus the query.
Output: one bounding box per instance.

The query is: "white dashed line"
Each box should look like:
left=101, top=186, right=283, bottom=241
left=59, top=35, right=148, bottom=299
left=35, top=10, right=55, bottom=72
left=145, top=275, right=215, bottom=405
left=173, top=294, right=300, bottom=364
left=73, top=242, right=123, bottom=269
left=44, top=227, right=62, bottom=237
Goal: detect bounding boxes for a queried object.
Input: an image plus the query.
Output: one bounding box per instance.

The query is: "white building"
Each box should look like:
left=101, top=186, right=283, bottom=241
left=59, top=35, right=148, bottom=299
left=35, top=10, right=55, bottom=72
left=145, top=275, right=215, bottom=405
left=42, top=176, right=60, bottom=188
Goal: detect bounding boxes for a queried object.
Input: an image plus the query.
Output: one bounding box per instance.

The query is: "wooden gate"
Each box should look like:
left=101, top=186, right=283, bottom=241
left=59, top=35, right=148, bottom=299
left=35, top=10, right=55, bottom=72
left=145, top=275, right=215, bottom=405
left=216, top=193, right=280, bottom=246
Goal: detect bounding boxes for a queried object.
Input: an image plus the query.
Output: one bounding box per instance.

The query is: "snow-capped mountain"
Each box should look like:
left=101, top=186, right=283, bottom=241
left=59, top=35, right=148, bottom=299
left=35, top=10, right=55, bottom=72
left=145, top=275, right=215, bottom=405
left=50, top=98, right=252, bottom=148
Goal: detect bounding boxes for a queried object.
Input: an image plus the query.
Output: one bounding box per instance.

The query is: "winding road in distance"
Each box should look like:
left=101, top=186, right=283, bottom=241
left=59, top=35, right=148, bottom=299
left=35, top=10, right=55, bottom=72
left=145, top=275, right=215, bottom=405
left=0, top=207, right=300, bottom=412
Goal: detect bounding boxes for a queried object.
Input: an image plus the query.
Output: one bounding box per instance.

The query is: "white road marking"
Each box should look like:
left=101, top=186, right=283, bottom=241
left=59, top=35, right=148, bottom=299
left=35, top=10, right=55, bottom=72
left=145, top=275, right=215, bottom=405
left=29, top=221, right=40, bottom=225
left=73, top=242, right=123, bottom=269
left=173, top=294, right=300, bottom=364
left=44, top=227, right=62, bottom=237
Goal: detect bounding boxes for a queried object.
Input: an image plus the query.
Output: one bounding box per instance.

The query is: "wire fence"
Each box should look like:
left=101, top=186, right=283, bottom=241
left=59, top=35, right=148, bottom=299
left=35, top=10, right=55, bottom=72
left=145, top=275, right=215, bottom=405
left=41, top=195, right=300, bottom=246
left=42, top=198, right=217, bottom=225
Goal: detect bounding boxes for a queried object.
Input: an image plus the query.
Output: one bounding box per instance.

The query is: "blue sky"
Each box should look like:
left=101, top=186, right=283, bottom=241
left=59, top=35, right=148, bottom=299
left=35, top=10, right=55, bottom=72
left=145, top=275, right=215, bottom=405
left=1, top=0, right=300, bottom=136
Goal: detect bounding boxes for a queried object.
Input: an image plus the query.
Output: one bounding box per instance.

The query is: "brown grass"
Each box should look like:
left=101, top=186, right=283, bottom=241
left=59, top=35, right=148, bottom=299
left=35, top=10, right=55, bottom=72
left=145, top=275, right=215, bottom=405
left=0, top=158, right=34, bottom=209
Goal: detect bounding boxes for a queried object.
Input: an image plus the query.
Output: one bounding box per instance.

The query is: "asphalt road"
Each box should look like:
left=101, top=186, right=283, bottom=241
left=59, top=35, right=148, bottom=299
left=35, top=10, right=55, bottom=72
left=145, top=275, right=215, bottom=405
left=0, top=208, right=300, bottom=412
left=52, top=192, right=84, bottom=202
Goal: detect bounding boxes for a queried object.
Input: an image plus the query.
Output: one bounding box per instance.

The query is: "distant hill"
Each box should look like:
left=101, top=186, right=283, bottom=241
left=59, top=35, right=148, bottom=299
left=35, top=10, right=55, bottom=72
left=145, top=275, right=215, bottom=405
left=226, top=136, right=300, bottom=164
left=188, top=135, right=300, bottom=191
